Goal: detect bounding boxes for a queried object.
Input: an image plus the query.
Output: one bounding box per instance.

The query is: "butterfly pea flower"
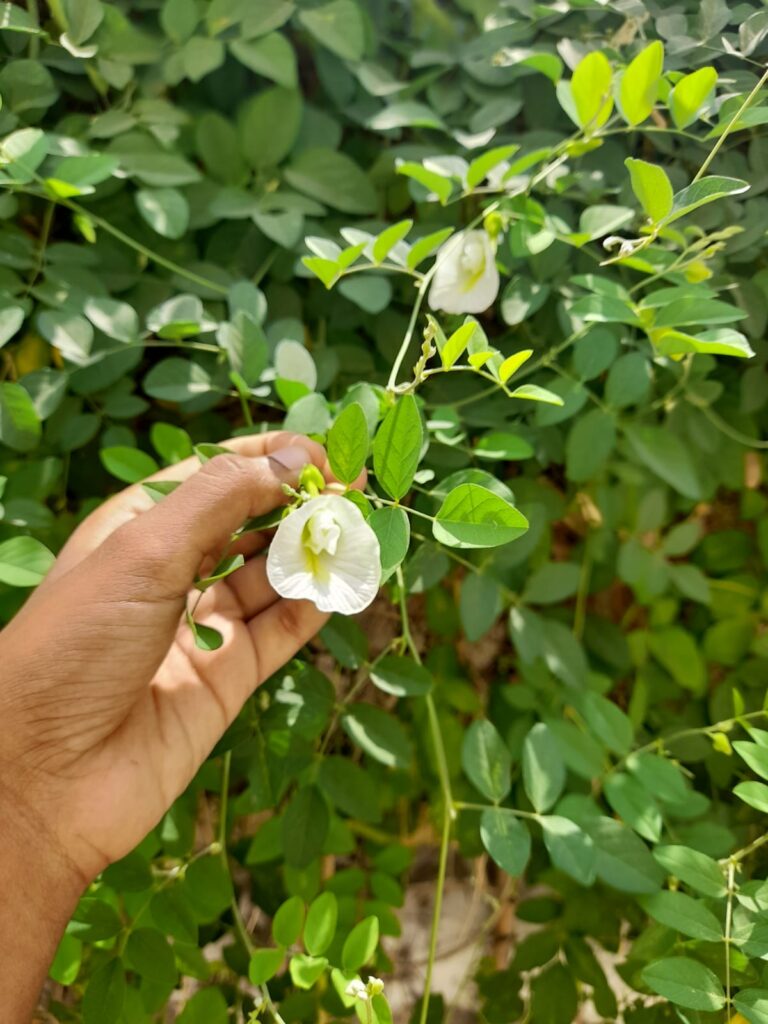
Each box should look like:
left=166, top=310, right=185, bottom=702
left=266, top=494, right=381, bottom=615
left=428, top=229, right=500, bottom=315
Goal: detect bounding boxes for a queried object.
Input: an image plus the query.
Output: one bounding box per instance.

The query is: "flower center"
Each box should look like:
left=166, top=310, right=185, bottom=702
left=303, top=509, right=341, bottom=558
left=459, top=237, right=486, bottom=276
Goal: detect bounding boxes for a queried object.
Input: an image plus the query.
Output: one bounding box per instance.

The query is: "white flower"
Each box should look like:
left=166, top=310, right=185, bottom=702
left=345, top=979, right=369, bottom=1000
left=428, top=229, right=500, bottom=315
left=366, top=976, right=385, bottom=996
left=266, top=495, right=381, bottom=615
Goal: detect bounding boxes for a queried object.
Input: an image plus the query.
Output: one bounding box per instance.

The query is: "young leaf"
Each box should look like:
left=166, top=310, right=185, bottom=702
left=304, top=892, right=338, bottom=957
left=619, top=41, right=663, bottom=125
left=499, top=349, right=533, bottom=383
left=373, top=395, right=422, bottom=500
left=342, top=916, right=379, bottom=972
left=0, top=536, right=54, bottom=586
left=625, top=157, right=673, bottom=223
left=289, top=953, right=328, bottom=989
left=407, top=227, right=454, bottom=269
left=272, top=896, right=305, bottom=948
left=249, top=948, right=285, bottom=985
left=571, top=51, right=613, bottom=131
left=100, top=446, right=159, bottom=484
left=372, top=219, right=412, bottom=263
left=328, top=402, right=368, bottom=484
left=670, top=66, right=717, bottom=128
left=465, top=144, right=520, bottom=189
left=396, top=161, right=453, bottom=204
left=441, top=321, right=478, bottom=369
left=302, top=256, right=339, bottom=288
left=507, top=383, right=564, bottom=405
left=433, top=484, right=528, bottom=549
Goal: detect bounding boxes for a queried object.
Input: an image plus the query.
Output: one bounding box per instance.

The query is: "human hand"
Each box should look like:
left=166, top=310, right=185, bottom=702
left=0, top=432, right=345, bottom=898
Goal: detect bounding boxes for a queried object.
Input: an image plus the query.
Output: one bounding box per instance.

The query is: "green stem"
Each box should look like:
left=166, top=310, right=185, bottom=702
left=694, top=402, right=768, bottom=450
left=419, top=808, right=450, bottom=1024
left=724, top=858, right=735, bottom=1013
left=694, top=66, right=768, bottom=182
left=387, top=273, right=431, bottom=392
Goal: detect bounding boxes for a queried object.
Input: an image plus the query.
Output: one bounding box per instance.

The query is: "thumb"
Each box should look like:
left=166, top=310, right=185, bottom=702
left=104, top=445, right=318, bottom=599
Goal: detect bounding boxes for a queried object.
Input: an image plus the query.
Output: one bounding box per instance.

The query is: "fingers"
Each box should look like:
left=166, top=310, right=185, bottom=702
left=100, top=446, right=316, bottom=602
left=225, top=554, right=277, bottom=618
left=45, top=431, right=329, bottom=582
left=248, top=597, right=329, bottom=682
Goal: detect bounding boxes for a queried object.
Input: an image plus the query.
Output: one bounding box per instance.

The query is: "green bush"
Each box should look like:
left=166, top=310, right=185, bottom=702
left=3, top=1, right=768, bottom=1021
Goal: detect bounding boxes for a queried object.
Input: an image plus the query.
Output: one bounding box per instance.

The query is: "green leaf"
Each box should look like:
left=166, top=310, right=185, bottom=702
left=664, top=176, right=750, bottom=225
left=372, top=219, right=413, bottom=263
left=406, top=227, right=454, bottom=268
left=433, top=484, right=528, bottom=549
left=230, top=32, right=297, bottom=88
left=299, top=0, right=365, bottom=61
left=540, top=816, right=596, bottom=886
left=318, top=757, right=381, bottom=824
left=143, top=358, right=212, bottom=403
left=273, top=896, right=305, bottom=948
left=466, top=145, right=520, bottom=189
left=239, top=87, right=302, bottom=169
left=100, top=446, right=159, bottom=484
left=82, top=960, right=126, bottom=1024
left=523, top=562, right=581, bottom=605
left=523, top=723, right=565, bottom=813
left=304, top=892, right=338, bottom=956
left=624, top=424, right=701, bottom=500
left=190, top=622, right=224, bottom=652
left=670, top=66, right=718, bottom=128
left=285, top=148, right=377, bottom=214
left=441, top=321, right=478, bottom=369
left=625, top=158, right=674, bottom=223
left=124, top=928, right=177, bottom=984
left=342, top=915, right=379, bottom=972
left=0, top=536, right=54, bottom=586
left=290, top=953, right=328, bottom=989
left=338, top=274, right=392, bottom=314
left=135, top=187, right=189, bottom=239
left=249, top=948, right=285, bottom=985
left=652, top=845, right=726, bottom=897
left=37, top=310, right=93, bottom=363
left=508, top=383, right=564, bottom=406
left=619, top=41, right=663, bottom=125
left=604, top=773, right=662, bottom=843
left=480, top=808, right=531, bottom=876
left=648, top=626, right=706, bottom=693
left=735, top=780, right=768, bottom=812
left=177, top=990, right=228, bottom=1024
left=368, top=506, right=410, bottom=583
left=577, top=691, right=633, bottom=756
left=462, top=719, right=511, bottom=802
left=498, top=349, right=533, bottom=383
left=328, top=402, right=368, bottom=484
left=571, top=50, right=613, bottom=130
left=282, top=786, right=329, bottom=868
left=566, top=408, right=616, bottom=482
left=397, top=162, right=453, bottom=205
left=62, top=0, right=103, bottom=45
left=733, top=988, right=768, bottom=1024
left=0, top=381, right=41, bottom=451
left=0, top=305, right=24, bottom=348
left=342, top=703, right=413, bottom=769
left=370, top=655, right=432, bottom=697
left=586, top=817, right=664, bottom=893
left=641, top=957, right=725, bottom=1012
left=83, top=297, right=139, bottom=343
left=373, top=395, right=422, bottom=501
left=639, top=891, right=723, bottom=942
left=651, top=327, right=754, bottom=358
left=734, top=740, right=768, bottom=780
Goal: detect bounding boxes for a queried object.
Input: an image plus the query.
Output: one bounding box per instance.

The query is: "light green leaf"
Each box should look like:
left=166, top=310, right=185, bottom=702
left=441, top=321, right=478, bottom=369
left=406, top=227, right=454, bottom=268
left=670, top=66, right=718, bottom=128
left=665, top=176, right=750, bottom=225
left=465, top=144, right=520, bottom=189
left=571, top=50, right=613, bottom=130
left=84, top=298, right=139, bottom=343
left=507, top=383, right=564, bottom=406
left=0, top=536, right=54, bottom=586
left=289, top=953, right=327, bottom=989
left=0, top=305, right=24, bottom=348
left=37, top=310, right=93, bottom=363
left=397, top=162, right=453, bottom=205
left=625, top=157, right=674, bottom=223
left=342, top=916, right=379, bottom=972
left=619, top=41, right=663, bottom=125
left=304, top=892, right=338, bottom=956
left=372, top=219, right=413, bottom=263
left=734, top=781, right=768, bottom=813
left=433, top=484, right=528, bottom=549
left=0, top=381, right=41, bottom=451
left=273, top=896, right=305, bottom=948
left=100, top=446, right=159, bottom=484
left=249, top=948, right=285, bottom=985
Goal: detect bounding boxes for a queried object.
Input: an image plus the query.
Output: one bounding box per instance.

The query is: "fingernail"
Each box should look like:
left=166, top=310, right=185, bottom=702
left=268, top=446, right=312, bottom=473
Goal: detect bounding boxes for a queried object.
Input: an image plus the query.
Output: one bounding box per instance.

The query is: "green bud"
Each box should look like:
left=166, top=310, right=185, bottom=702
left=299, top=463, right=325, bottom=497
